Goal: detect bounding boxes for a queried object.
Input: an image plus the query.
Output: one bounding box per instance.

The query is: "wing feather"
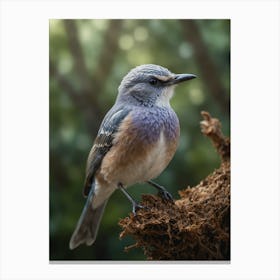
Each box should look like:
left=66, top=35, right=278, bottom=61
left=83, top=107, right=131, bottom=196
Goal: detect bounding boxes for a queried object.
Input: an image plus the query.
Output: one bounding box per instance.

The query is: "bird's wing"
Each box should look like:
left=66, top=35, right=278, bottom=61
left=83, top=107, right=131, bottom=196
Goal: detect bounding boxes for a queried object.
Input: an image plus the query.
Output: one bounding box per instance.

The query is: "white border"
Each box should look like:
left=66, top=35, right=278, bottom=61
left=1, top=0, right=279, bottom=279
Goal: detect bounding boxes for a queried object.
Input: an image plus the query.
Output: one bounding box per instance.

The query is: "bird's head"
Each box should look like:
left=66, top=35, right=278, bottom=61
left=117, top=64, right=196, bottom=107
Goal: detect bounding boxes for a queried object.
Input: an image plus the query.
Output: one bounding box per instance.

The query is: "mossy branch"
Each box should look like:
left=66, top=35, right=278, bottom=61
left=118, top=111, right=230, bottom=260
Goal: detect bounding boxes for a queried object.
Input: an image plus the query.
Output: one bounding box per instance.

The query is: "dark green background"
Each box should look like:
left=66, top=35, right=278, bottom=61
left=49, top=19, right=230, bottom=260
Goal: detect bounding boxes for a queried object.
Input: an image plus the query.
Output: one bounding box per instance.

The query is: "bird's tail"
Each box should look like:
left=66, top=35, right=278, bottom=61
left=69, top=185, right=108, bottom=250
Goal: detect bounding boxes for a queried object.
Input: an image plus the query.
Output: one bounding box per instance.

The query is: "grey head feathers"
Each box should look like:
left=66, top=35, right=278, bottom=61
left=118, top=64, right=173, bottom=90
left=116, top=64, right=175, bottom=107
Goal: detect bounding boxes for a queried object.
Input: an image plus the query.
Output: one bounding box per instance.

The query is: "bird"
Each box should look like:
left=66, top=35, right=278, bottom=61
left=69, top=64, right=196, bottom=250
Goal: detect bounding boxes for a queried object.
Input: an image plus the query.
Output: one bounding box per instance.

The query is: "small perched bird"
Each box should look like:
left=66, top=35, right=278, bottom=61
left=69, top=64, right=196, bottom=250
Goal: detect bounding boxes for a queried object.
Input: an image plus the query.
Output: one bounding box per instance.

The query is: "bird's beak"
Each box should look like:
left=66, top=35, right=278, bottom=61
left=168, top=73, right=197, bottom=85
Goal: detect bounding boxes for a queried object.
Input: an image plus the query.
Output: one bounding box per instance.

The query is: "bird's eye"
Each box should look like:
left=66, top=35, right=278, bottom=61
left=149, top=78, right=158, bottom=86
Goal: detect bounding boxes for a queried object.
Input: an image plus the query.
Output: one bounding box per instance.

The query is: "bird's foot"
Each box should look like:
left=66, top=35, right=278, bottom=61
left=157, top=189, right=173, bottom=201
left=147, top=180, right=173, bottom=202
left=132, top=202, right=149, bottom=216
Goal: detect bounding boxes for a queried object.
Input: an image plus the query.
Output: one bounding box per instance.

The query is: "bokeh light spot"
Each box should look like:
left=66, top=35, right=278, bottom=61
left=93, top=19, right=108, bottom=31
left=58, top=53, right=73, bottom=74
left=189, top=88, right=205, bottom=105
left=179, top=42, right=193, bottom=59
left=127, top=49, right=152, bottom=65
left=119, top=35, right=134, bottom=50
left=134, top=26, right=148, bottom=42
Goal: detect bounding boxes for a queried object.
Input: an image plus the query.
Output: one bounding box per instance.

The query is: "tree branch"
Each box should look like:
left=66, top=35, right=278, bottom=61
left=63, top=20, right=92, bottom=91
left=92, top=20, right=123, bottom=95
left=200, top=111, right=230, bottom=162
left=60, top=19, right=123, bottom=134
left=49, top=59, right=101, bottom=133
left=181, top=20, right=230, bottom=114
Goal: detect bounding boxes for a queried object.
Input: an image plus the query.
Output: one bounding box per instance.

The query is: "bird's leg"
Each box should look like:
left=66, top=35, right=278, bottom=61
left=146, top=180, right=173, bottom=201
left=117, top=183, right=145, bottom=215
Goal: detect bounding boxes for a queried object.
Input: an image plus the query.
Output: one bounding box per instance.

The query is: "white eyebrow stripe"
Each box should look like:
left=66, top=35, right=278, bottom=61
left=154, top=74, right=173, bottom=82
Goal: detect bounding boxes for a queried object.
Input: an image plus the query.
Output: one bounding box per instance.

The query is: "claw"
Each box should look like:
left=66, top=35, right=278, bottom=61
left=147, top=180, right=174, bottom=202
left=132, top=202, right=148, bottom=216
left=158, top=189, right=173, bottom=201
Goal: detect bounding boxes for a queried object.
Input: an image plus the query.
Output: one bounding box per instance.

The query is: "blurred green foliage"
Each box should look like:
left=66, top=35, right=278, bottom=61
left=49, top=19, right=230, bottom=260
